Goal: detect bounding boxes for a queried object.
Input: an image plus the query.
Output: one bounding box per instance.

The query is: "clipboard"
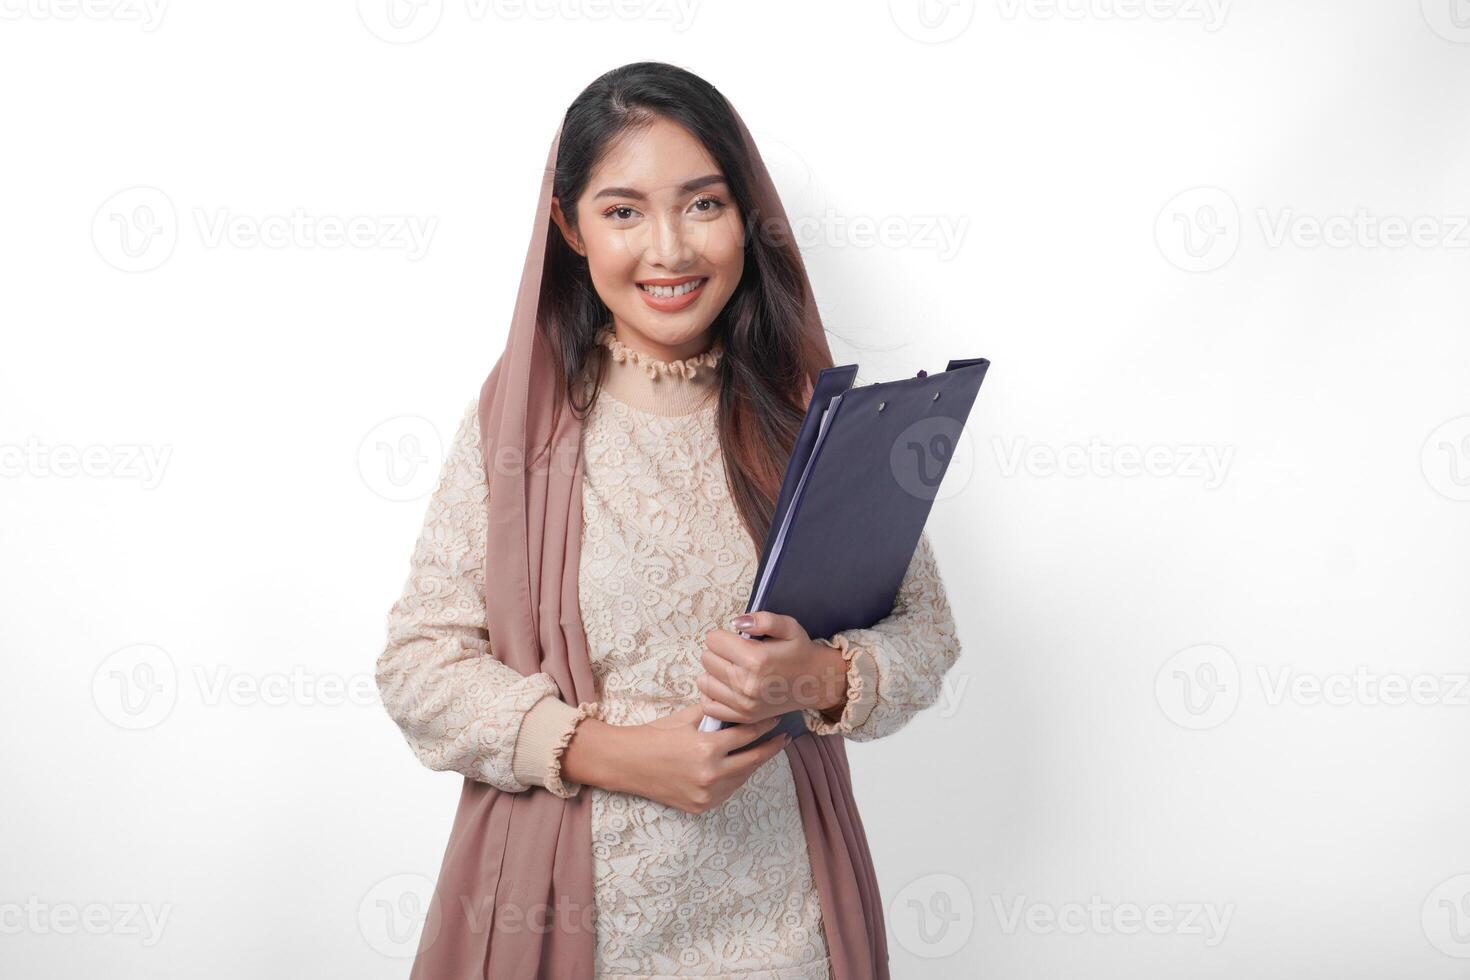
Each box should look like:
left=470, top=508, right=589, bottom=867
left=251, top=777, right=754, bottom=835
left=701, top=354, right=991, bottom=747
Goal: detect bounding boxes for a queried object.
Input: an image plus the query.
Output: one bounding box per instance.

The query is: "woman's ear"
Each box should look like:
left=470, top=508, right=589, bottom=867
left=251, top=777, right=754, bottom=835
left=550, top=197, right=585, bottom=257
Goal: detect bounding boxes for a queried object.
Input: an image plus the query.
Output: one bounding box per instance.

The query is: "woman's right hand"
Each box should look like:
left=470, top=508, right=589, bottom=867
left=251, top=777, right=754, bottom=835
left=560, top=704, right=789, bottom=815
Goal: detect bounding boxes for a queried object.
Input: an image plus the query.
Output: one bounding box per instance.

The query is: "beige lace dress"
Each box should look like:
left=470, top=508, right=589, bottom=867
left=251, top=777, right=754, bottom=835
left=376, top=326, right=962, bottom=979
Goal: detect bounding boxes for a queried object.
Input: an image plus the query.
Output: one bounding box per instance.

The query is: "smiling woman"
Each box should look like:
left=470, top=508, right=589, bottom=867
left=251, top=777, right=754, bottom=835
left=374, top=61, right=962, bottom=980
left=550, top=116, right=744, bottom=342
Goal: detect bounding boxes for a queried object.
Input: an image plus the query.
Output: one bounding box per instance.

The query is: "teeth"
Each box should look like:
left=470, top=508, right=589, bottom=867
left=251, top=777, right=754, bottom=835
left=638, top=278, right=705, bottom=298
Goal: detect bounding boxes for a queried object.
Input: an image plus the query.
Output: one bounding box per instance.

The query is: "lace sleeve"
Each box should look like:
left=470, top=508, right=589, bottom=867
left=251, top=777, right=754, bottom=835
left=801, top=529, right=962, bottom=741
left=374, top=399, right=591, bottom=794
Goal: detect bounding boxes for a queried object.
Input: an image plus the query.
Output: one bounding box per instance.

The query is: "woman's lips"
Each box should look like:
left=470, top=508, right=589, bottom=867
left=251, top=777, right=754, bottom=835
left=635, top=276, right=708, bottom=313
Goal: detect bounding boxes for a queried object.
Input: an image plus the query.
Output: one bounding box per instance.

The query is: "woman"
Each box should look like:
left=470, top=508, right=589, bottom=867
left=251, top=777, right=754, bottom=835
left=375, top=62, right=962, bottom=979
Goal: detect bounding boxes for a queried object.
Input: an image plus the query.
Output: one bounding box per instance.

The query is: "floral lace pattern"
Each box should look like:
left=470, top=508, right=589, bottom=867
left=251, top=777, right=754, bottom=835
left=375, top=401, right=565, bottom=792
left=802, top=531, right=958, bottom=741
left=376, top=351, right=964, bottom=977
left=579, top=387, right=832, bottom=979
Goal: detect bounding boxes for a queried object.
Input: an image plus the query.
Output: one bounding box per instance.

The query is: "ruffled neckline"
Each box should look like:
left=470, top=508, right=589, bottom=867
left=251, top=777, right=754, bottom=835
left=595, top=327, right=724, bottom=381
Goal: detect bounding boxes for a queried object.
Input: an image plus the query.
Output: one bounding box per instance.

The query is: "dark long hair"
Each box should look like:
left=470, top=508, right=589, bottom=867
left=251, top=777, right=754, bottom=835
left=536, top=61, right=830, bottom=549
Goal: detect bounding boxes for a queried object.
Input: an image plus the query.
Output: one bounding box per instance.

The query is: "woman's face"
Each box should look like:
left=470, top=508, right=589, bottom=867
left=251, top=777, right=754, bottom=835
left=552, top=115, right=745, bottom=362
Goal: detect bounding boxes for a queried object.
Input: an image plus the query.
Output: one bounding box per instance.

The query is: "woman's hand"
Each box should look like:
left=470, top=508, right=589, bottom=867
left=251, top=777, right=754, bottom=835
left=559, top=704, right=790, bottom=815
left=696, top=611, right=850, bottom=725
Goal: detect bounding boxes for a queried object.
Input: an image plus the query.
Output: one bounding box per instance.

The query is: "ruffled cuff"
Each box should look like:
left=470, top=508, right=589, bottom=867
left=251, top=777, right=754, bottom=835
left=512, top=695, right=602, bottom=798
left=802, top=633, right=879, bottom=736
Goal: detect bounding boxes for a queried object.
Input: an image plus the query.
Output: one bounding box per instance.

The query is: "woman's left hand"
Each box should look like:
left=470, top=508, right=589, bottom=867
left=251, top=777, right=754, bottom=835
left=698, top=611, right=849, bottom=724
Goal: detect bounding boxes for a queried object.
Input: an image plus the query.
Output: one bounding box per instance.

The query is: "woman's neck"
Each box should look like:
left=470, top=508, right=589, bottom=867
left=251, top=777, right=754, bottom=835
left=594, top=324, right=723, bottom=416
left=607, top=321, right=719, bottom=364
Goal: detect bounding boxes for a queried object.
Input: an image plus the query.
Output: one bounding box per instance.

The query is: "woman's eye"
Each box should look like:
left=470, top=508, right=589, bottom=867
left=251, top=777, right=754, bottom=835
left=602, top=198, right=724, bottom=222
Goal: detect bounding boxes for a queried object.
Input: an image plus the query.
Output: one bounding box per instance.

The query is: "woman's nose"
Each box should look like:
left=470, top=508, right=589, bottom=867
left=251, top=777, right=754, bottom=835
left=643, top=213, right=698, bottom=267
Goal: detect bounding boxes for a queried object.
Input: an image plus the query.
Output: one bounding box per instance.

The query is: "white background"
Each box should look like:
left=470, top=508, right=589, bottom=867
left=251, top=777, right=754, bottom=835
left=4, top=0, right=1470, bottom=976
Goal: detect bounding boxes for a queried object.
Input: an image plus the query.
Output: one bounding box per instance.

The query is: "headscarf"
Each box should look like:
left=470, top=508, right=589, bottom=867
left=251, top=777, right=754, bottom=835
left=408, top=100, right=889, bottom=980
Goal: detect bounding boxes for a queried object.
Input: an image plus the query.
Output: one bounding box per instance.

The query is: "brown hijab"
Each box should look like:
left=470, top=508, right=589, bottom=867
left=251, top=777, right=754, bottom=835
left=408, top=102, right=889, bottom=979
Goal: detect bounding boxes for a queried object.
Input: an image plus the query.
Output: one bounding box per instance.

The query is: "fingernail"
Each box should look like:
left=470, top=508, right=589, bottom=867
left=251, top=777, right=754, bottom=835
left=731, top=615, right=754, bottom=630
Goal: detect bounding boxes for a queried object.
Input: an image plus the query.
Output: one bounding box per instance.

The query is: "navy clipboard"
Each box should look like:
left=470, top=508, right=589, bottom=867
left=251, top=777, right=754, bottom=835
left=702, top=354, right=991, bottom=748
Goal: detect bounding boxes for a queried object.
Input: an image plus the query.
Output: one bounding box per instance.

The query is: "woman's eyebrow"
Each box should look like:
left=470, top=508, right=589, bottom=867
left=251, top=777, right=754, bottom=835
left=593, top=174, right=727, bottom=201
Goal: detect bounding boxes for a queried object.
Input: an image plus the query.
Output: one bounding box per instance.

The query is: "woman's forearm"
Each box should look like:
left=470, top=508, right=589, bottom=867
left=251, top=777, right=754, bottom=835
left=559, top=717, right=631, bottom=793
left=807, top=640, right=853, bottom=722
